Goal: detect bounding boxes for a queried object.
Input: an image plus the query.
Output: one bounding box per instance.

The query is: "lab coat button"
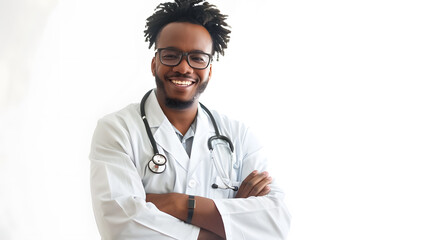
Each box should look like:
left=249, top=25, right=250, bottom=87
left=188, top=179, right=197, bottom=188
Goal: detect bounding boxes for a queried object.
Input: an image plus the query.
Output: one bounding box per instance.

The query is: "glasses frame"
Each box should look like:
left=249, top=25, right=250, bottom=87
left=156, top=48, right=213, bottom=70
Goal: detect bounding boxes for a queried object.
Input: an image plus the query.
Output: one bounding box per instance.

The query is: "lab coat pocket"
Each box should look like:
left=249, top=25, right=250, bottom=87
left=212, top=176, right=240, bottom=199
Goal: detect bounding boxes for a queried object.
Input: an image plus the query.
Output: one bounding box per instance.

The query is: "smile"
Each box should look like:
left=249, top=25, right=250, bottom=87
left=170, top=79, right=196, bottom=86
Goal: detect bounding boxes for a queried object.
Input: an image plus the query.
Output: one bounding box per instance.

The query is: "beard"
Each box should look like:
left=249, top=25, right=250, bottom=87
left=155, top=73, right=209, bottom=110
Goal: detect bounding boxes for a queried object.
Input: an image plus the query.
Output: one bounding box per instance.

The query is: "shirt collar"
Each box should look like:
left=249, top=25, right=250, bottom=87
left=173, top=118, right=197, bottom=140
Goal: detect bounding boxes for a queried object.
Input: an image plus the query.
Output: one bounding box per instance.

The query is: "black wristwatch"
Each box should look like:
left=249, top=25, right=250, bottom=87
left=185, top=195, right=196, bottom=224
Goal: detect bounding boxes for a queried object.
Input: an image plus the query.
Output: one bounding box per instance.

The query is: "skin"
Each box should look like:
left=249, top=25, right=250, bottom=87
left=235, top=170, right=272, bottom=198
left=151, top=22, right=212, bottom=135
left=146, top=22, right=272, bottom=240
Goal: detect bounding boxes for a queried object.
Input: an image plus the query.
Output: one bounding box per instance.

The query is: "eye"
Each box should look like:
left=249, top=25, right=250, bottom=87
left=160, top=49, right=181, bottom=60
left=191, top=57, right=204, bottom=63
left=190, top=53, right=209, bottom=63
left=162, top=53, right=180, bottom=60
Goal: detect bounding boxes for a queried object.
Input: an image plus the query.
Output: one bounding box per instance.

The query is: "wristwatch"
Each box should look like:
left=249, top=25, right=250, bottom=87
left=185, top=195, right=196, bottom=224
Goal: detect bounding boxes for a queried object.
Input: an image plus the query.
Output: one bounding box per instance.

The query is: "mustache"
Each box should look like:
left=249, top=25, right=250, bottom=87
left=166, top=73, right=198, bottom=80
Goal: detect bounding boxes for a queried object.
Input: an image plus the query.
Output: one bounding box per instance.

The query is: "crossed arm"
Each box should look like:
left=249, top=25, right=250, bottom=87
left=146, top=170, right=272, bottom=240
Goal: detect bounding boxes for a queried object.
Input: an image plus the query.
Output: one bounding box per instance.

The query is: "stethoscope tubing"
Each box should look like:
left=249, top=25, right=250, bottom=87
left=140, top=89, right=238, bottom=191
left=141, top=90, right=160, bottom=155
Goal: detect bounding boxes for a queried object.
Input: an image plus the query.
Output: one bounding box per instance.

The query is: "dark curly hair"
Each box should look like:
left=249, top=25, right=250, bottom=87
left=144, top=0, right=231, bottom=59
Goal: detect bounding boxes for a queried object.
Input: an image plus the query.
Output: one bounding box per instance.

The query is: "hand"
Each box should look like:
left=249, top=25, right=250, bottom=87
left=235, top=170, right=272, bottom=198
left=198, top=229, right=225, bottom=240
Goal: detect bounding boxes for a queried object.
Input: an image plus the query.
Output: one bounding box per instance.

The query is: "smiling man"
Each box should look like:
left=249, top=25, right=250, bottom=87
left=152, top=22, right=213, bottom=134
left=90, top=1, right=291, bottom=239
left=153, top=23, right=212, bottom=111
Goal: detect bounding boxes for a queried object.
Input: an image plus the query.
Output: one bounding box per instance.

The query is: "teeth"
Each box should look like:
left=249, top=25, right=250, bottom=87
left=171, top=80, right=193, bottom=86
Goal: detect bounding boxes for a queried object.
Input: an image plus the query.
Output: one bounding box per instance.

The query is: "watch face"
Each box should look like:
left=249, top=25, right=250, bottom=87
left=152, top=154, right=166, bottom=165
left=148, top=160, right=166, bottom=174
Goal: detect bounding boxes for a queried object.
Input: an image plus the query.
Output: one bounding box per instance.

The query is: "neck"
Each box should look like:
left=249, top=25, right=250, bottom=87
left=157, top=96, right=199, bottom=135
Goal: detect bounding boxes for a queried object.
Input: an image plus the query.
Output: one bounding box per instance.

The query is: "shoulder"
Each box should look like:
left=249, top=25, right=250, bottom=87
left=90, top=104, right=144, bottom=164
left=207, top=108, right=262, bottom=149
left=97, top=103, right=141, bottom=129
left=209, top=109, right=247, bottom=135
left=92, top=103, right=141, bottom=142
left=206, top=108, right=265, bottom=166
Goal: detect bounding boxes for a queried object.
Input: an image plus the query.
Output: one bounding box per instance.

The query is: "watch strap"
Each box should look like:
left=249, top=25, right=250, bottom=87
left=185, top=195, right=196, bottom=224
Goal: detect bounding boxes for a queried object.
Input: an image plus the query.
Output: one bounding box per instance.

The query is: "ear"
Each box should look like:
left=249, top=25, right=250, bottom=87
left=151, top=57, right=156, bottom=76
left=207, top=63, right=213, bottom=82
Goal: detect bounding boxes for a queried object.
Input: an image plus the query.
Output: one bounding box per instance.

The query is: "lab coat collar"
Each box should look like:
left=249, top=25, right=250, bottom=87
left=143, top=89, right=165, bottom=128
left=143, top=90, right=189, bottom=171
left=187, top=105, right=214, bottom=175
left=143, top=90, right=215, bottom=173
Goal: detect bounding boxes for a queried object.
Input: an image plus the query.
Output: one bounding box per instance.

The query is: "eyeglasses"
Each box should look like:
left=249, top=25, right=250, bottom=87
left=157, top=48, right=212, bottom=70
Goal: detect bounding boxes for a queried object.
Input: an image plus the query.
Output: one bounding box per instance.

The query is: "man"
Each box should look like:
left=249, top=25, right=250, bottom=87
left=90, top=0, right=291, bottom=239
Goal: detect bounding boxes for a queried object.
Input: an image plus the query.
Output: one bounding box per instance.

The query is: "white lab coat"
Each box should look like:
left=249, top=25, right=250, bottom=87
left=90, top=90, right=291, bottom=239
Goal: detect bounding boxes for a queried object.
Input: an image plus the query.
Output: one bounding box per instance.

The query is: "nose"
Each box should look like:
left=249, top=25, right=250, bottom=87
left=172, top=57, right=193, bottom=74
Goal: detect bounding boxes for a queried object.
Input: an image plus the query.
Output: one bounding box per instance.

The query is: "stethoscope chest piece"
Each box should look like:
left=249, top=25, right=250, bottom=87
left=148, top=153, right=167, bottom=174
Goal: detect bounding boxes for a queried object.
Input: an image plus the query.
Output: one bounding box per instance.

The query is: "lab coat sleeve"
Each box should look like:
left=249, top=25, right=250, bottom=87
left=89, top=117, right=200, bottom=240
left=213, top=127, right=291, bottom=240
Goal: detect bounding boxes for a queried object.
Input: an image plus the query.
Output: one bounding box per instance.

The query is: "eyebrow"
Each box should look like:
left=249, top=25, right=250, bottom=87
left=160, top=47, right=211, bottom=55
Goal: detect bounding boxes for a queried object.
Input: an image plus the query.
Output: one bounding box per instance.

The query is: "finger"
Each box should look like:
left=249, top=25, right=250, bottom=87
left=256, top=185, right=271, bottom=197
left=241, top=170, right=258, bottom=184
left=241, top=172, right=266, bottom=191
left=236, top=171, right=259, bottom=194
left=239, top=172, right=270, bottom=197
left=249, top=176, right=272, bottom=196
left=235, top=171, right=260, bottom=198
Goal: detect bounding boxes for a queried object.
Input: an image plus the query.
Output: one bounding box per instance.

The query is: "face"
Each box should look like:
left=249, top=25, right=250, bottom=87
left=151, top=22, right=213, bottom=110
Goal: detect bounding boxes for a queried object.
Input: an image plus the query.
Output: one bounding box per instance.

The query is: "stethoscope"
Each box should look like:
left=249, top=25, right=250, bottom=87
left=140, top=89, right=238, bottom=191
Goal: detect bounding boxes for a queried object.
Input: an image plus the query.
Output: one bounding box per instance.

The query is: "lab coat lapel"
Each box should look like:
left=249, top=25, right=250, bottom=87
left=154, top=121, right=190, bottom=171
left=145, top=91, right=190, bottom=171
left=188, top=104, right=215, bottom=176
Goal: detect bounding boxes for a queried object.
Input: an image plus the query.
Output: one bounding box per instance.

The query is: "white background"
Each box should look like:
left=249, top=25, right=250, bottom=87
left=1, top=0, right=428, bottom=239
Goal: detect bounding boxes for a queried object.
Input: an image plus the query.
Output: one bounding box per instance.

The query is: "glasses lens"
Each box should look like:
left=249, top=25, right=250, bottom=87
left=159, top=49, right=182, bottom=66
left=188, top=53, right=210, bottom=69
